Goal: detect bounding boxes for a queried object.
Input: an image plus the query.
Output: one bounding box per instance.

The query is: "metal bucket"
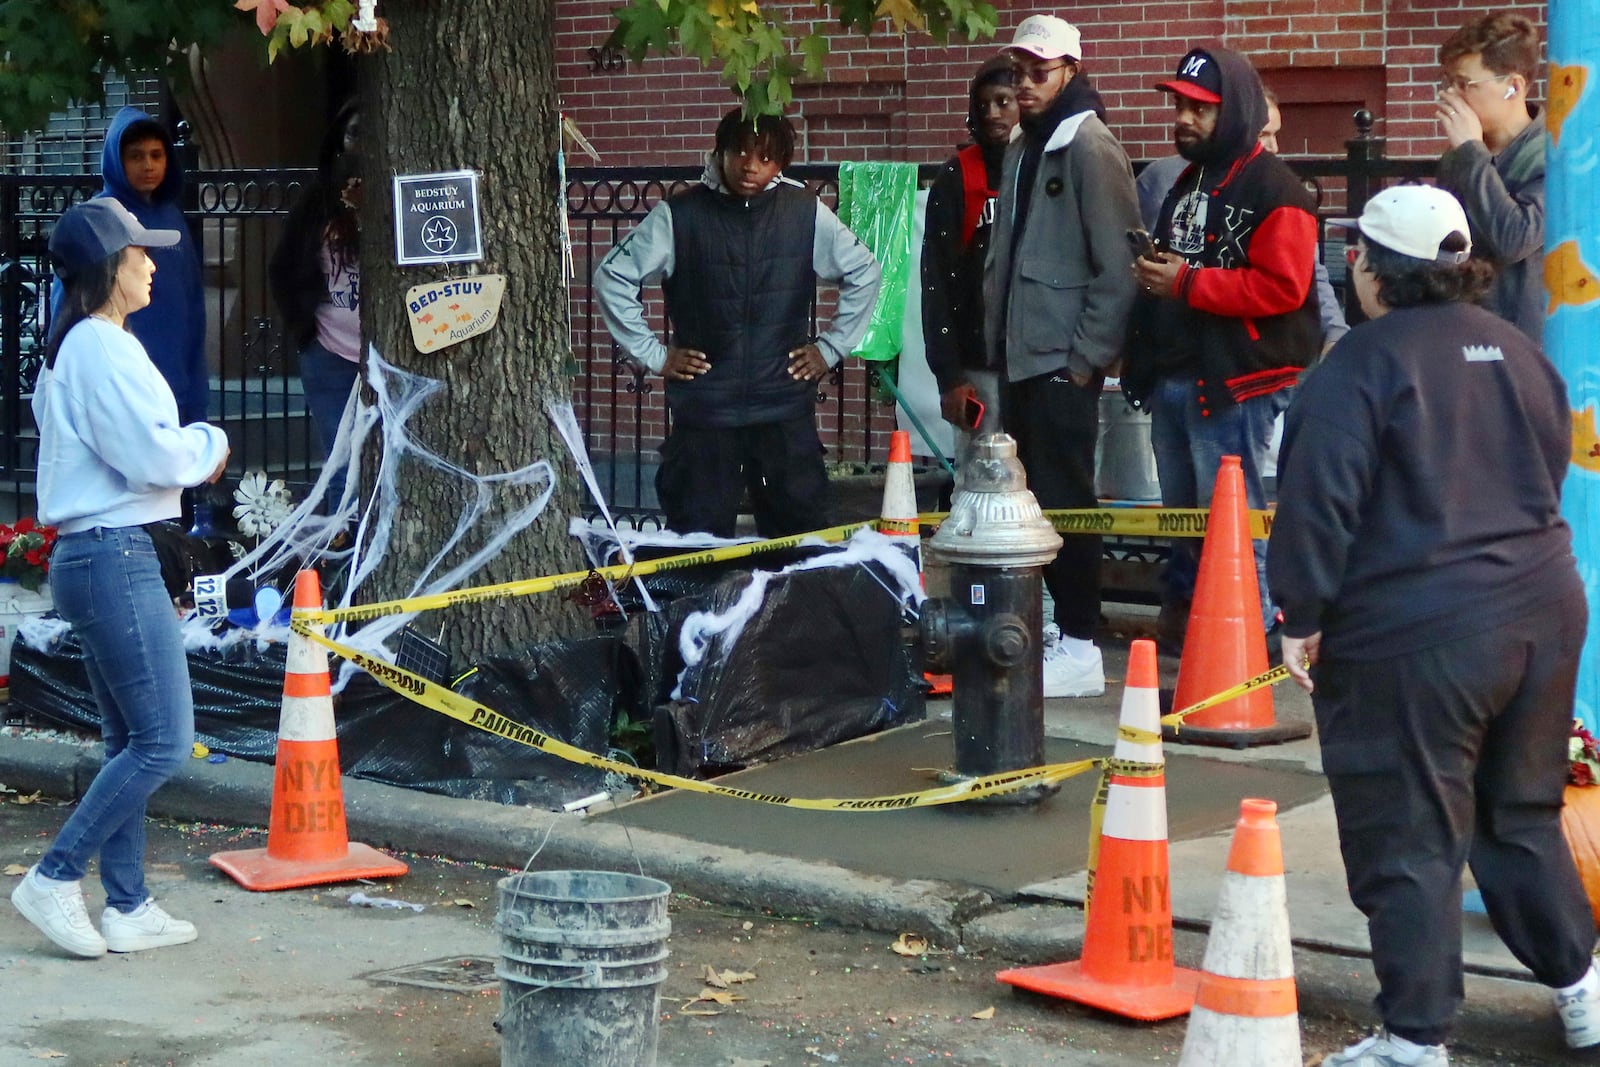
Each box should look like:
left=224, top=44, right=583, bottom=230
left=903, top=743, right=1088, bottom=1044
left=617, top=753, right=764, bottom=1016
left=495, top=870, right=671, bottom=1067
left=1095, top=384, right=1161, bottom=501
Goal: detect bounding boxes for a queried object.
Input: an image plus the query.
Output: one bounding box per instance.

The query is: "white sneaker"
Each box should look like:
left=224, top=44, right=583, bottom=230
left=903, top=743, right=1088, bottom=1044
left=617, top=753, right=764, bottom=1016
left=101, top=898, right=198, bottom=952
left=1320, top=1031, right=1449, bottom=1066
left=1556, top=979, right=1600, bottom=1049
left=1042, top=623, right=1062, bottom=649
left=1042, top=641, right=1104, bottom=698
left=10, top=865, right=107, bottom=958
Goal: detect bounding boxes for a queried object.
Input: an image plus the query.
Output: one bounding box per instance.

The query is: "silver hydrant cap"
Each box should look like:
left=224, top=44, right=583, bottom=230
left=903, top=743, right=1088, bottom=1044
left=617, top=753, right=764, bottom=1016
left=927, top=433, right=1063, bottom=567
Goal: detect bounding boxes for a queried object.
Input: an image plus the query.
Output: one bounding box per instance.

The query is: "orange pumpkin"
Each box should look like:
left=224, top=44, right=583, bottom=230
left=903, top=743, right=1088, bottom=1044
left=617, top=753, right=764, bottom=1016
left=1560, top=783, right=1600, bottom=929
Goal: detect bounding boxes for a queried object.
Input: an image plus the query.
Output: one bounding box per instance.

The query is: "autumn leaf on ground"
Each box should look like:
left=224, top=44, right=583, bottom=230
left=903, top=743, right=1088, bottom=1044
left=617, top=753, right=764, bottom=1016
left=11, top=792, right=41, bottom=805
left=972, top=1005, right=996, bottom=1020
left=703, top=964, right=729, bottom=988
left=5, top=864, right=29, bottom=876
left=29, top=1051, right=67, bottom=1061
left=890, top=932, right=928, bottom=956
left=680, top=1008, right=721, bottom=1017
left=449, top=899, right=475, bottom=908
left=694, top=988, right=744, bottom=1005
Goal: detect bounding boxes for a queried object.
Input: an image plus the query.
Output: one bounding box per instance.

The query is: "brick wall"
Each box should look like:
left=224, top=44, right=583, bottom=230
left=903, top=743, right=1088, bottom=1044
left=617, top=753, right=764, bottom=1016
left=556, top=0, right=1547, bottom=167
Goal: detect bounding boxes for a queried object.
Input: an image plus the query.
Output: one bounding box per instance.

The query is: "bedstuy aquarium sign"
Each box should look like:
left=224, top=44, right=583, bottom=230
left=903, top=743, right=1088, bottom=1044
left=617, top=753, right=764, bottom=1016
left=393, top=169, right=484, bottom=266
left=405, top=275, right=507, bottom=352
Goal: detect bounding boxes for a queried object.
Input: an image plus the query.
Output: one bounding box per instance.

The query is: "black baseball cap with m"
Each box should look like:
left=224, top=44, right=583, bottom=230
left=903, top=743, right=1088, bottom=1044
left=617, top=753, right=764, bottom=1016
left=48, top=198, right=179, bottom=280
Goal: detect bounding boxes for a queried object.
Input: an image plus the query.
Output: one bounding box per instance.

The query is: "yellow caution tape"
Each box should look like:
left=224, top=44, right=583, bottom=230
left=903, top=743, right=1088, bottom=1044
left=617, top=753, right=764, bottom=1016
left=1160, top=665, right=1291, bottom=730
left=292, top=618, right=1104, bottom=810
left=301, top=507, right=1272, bottom=628
left=300, top=520, right=875, bottom=626
left=919, top=508, right=1274, bottom=540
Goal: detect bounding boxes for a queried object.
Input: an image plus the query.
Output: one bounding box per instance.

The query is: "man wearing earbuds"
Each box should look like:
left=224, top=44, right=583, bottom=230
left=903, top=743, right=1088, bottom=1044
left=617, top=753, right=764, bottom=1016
left=1435, top=12, right=1546, bottom=343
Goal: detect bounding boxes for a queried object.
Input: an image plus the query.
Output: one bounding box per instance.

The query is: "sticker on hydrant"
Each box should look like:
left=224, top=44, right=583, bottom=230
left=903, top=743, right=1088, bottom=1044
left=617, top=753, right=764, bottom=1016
left=970, top=584, right=986, bottom=605
left=405, top=274, right=507, bottom=353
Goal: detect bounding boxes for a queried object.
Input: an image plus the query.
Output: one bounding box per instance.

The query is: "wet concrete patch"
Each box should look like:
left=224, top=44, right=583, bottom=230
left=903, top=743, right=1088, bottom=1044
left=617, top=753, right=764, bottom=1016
left=594, top=720, right=1327, bottom=896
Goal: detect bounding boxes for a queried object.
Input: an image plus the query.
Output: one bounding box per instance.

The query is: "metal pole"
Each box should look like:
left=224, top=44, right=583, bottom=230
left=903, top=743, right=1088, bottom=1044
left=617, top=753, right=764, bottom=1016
left=1546, top=0, right=1600, bottom=727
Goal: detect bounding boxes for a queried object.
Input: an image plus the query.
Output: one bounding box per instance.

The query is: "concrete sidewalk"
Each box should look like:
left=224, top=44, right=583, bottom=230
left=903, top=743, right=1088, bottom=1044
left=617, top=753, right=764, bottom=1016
left=0, top=629, right=1590, bottom=1063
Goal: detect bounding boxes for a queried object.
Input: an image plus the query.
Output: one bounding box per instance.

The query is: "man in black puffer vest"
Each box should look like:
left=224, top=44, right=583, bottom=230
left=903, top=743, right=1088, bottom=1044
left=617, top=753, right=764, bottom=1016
left=1127, top=45, right=1321, bottom=654
left=596, top=110, right=881, bottom=538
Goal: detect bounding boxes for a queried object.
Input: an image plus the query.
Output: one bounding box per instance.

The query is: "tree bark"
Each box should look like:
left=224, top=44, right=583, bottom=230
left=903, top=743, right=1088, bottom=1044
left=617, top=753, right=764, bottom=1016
left=359, top=0, right=585, bottom=663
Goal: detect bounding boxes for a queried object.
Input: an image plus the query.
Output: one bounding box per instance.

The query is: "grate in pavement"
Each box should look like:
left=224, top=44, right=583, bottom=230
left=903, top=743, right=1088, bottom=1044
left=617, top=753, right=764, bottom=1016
left=363, top=955, right=501, bottom=992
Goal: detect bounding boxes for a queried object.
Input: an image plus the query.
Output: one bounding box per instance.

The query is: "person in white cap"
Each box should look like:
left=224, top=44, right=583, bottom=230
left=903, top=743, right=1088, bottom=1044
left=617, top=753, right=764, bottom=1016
left=1269, top=185, right=1600, bottom=1066
left=12, top=198, right=229, bottom=959
left=981, top=13, right=1141, bottom=699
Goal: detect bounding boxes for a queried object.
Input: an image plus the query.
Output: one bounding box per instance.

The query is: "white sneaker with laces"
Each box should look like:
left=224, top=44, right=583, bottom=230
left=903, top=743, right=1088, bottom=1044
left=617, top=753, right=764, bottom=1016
left=1320, top=1031, right=1449, bottom=1066
left=10, top=865, right=107, bottom=958
left=1556, top=980, right=1600, bottom=1049
left=101, top=898, right=198, bottom=952
left=1041, top=640, right=1104, bottom=699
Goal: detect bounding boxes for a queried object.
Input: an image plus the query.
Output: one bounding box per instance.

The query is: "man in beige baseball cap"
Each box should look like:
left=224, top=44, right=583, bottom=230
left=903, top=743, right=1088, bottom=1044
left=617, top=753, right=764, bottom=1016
left=982, top=13, right=1141, bottom=699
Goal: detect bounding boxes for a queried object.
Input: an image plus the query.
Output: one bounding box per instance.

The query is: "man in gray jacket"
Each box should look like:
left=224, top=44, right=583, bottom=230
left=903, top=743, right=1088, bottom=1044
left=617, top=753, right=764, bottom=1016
left=983, top=14, right=1141, bottom=698
left=1436, top=11, right=1545, bottom=343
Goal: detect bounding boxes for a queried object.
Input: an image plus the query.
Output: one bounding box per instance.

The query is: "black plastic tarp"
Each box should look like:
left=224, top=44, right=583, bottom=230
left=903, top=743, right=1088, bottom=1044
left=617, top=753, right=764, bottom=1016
left=644, top=560, right=925, bottom=777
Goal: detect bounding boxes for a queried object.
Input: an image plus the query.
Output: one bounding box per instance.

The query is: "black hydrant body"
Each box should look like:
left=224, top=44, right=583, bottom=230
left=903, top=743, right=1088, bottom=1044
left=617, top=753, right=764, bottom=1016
left=920, top=434, right=1062, bottom=799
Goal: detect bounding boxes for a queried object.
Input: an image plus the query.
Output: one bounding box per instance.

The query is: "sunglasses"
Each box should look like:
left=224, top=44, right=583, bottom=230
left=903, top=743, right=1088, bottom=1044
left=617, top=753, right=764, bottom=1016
left=1018, top=61, right=1068, bottom=85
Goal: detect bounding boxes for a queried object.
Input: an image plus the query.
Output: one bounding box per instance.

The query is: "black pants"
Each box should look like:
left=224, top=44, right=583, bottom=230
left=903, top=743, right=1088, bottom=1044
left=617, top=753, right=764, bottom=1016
left=656, top=417, right=830, bottom=539
left=1005, top=372, right=1101, bottom=641
left=1315, top=590, right=1593, bottom=1046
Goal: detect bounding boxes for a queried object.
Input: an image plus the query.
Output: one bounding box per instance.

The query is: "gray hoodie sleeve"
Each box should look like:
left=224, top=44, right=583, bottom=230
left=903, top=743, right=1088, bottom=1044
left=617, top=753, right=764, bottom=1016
left=811, top=202, right=883, bottom=367
left=594, top=203, right=676, bottom=374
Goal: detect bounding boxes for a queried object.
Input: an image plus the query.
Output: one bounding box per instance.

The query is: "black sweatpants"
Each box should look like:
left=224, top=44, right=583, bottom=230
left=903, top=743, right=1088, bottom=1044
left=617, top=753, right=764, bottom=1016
left=1314, top=589, right=1593, bottom=1046
left=1005, top=371, right=1102, bottom=641
left=655, top=416, right=830, bottom=540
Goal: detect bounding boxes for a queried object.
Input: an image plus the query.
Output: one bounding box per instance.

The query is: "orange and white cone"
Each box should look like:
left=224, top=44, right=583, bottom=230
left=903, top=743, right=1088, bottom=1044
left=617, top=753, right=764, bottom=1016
left=1167, top=455, right=1309, bottom=747
left=210, top=570, right=409, bottom=891
left=997, top=640, right=1200, bottom=1020
left=882, top=430, right=950, bottom=695
left=1178, top=798, right=1301, bottom=1065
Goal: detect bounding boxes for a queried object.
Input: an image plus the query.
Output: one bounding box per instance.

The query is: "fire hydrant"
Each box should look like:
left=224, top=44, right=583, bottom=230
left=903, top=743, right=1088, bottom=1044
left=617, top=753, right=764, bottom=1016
left=921, top=433, right=1062, bottom=803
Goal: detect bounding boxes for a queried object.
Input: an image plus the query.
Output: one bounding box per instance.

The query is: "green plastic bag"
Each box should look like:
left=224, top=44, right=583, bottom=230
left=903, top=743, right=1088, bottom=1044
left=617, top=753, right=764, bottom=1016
left=836, top=161, right=920, bottom=363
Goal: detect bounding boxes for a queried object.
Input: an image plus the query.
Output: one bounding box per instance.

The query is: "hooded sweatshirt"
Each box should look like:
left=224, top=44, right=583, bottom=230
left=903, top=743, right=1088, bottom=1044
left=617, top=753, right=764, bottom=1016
left=94, top=108, right=208, bottom=424
left=1123, top=48, right=1320, bottom=409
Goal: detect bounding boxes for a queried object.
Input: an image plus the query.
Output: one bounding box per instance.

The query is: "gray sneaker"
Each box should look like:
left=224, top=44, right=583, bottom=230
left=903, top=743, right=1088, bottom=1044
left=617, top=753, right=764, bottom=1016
left=1556, top=981, right=1600, bottom=1049
left=1320, top=1032, right=1449, bottom=1066
left=102, top=898, right=198, bottom=952
left=10, top=865, right=107, bottom=958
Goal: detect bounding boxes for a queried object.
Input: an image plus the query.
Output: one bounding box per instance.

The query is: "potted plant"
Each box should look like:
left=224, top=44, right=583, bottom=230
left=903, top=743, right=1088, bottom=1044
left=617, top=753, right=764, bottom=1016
left=1561, top=718, right=1600, bottom=927
left=0, top=517, right=56, bottom=594
left=0, top=517, right=57, bottom=689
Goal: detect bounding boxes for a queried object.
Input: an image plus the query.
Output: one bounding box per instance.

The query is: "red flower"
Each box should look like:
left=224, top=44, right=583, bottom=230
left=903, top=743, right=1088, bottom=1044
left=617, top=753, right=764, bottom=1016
left=23, top=548, right=42, bottom=566
left=1575, top=762, right=1597, bottom=788
left=14, top=516, right=34, bottom=534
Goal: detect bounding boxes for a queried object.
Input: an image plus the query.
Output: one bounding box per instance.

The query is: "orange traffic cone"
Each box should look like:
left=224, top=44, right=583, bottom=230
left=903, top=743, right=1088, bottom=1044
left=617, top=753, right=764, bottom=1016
left=210, top=570, right=409, bottom=891
left=1165, top=455, right=1309, bottom=748
left=1178, top=798, right=1301, bottom=1065
left=997, top=640, right=1201, bottom=1020
left=883, top=430, right=951, bottom=695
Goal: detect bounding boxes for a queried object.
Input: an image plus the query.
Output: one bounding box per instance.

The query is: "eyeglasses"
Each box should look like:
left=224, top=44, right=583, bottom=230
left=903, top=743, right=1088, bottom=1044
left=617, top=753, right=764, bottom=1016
left=1018, top=61, right=1068, bottom=85
left=1437, top=71, right=1511, bottom=93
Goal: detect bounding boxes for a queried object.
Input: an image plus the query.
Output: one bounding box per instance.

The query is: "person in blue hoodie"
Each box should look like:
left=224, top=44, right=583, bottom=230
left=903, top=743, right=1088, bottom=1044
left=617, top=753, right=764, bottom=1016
left=91, top=108, right=208, bottom=425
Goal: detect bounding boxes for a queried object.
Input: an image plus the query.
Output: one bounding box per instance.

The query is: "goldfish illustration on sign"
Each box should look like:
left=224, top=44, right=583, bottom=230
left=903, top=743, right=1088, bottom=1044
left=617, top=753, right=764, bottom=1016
left=1547, top=241, right=1600, bottom=315
left=1573, top=405, right=1600, bottom=473
left=1548, top=64, right=1588, bottom=147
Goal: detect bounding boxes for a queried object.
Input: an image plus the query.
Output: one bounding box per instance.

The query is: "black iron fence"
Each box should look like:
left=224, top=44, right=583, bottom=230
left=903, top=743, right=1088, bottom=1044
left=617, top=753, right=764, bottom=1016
left=1, top=118, right=1432, bottom=523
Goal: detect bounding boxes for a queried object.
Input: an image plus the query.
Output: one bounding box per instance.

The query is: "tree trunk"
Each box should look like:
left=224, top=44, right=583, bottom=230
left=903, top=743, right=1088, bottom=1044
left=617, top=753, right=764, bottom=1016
left=359, top=0, right=585, bottom=662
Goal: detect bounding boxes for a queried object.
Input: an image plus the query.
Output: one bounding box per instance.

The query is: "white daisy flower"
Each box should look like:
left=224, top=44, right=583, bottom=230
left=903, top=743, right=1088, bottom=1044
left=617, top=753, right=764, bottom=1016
left=233, top=471, right=295, bottom=540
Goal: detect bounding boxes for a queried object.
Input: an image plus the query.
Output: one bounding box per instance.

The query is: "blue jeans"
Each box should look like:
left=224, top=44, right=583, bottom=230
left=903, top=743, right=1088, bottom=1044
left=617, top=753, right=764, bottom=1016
left=1150, top=376, right=1291, bottom=629
left=38, top=526, right=194, bottom=911
left=299, top=340, right=360, bottom=506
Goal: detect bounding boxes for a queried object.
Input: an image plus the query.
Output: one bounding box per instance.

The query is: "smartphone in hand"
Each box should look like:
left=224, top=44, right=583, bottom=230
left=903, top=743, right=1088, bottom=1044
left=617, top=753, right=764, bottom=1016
left=1125, top=227, right=1163, bottom=261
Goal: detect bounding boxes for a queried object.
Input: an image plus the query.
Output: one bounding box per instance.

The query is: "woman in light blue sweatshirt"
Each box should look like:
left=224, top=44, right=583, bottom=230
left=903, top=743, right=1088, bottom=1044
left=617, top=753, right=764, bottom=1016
left=10, top=199, right=228, bottom=960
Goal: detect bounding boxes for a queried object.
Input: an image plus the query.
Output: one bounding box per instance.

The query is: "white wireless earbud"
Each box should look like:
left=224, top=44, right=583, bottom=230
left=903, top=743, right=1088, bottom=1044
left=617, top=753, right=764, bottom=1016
left=1503, top=84, right=1516, bottom=100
